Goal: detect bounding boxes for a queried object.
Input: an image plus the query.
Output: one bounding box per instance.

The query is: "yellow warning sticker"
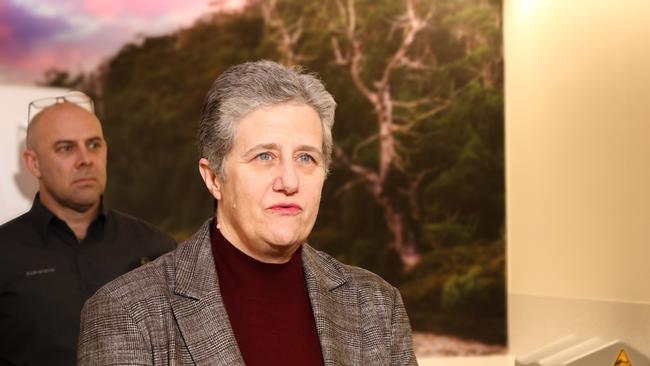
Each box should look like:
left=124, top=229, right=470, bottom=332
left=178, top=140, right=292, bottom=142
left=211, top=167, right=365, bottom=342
left=614, top=348, right=632, bottom=366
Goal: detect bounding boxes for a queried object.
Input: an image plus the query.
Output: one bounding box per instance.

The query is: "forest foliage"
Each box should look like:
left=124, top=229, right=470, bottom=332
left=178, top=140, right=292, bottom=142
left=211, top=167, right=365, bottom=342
left=62, top=0, right=505, bottom=344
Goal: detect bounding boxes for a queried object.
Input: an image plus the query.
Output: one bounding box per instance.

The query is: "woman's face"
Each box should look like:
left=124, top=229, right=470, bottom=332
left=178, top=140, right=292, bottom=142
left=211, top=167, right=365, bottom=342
left=213, top=102, right=326, bottom=263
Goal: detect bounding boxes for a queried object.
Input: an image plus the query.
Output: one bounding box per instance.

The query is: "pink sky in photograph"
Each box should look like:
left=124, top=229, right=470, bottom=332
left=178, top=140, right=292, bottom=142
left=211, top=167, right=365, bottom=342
left=0, top=0, right=246, bottom=84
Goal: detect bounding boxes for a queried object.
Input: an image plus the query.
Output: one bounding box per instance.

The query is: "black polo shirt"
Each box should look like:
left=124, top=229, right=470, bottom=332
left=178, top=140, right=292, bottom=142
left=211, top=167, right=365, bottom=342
left=0, top=195, right=176, bottom=366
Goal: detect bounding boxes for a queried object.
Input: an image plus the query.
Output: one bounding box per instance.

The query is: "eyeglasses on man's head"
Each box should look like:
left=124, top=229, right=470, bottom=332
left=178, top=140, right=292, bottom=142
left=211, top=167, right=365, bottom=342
left=27, top=91, right=94, bottom=125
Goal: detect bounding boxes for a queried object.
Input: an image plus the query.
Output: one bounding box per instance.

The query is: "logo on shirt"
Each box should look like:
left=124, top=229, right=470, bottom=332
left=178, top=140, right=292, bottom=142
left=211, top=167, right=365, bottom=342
left=25, top=268, right=56, bottom=276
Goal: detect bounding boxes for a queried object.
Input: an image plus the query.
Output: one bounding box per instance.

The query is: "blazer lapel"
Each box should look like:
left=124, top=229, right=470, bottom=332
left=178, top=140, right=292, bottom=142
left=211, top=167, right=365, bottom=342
left=303, top=245, right=362, bottom=365
left=170, top=220, right=245, bottom=365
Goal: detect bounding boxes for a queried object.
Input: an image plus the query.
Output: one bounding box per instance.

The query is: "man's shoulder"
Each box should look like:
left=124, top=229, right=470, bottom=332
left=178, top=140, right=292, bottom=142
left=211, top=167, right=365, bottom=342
left=106, top=209, right=176, bottom=249
left=88, top=224, right=210, bottom=307
left=0, top=211, right=40, bottom=255
left=91, top=247, right=177, bottom=305
left=107, top=209, right=165, bottom=233
left=0, top=211, right=33, bottom=236
left=0, top=213, right=35, bottom=273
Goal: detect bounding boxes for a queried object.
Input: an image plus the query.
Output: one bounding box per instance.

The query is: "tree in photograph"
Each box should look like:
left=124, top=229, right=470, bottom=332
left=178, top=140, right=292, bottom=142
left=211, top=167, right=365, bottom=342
left=259, top=0, right=502, bottom=269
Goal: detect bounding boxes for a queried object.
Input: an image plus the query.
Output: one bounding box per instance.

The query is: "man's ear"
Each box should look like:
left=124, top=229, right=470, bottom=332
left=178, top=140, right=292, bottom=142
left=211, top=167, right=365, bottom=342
left=23, top=150, right=42, bottom=179
left=198, top=158, right=222, bottom=200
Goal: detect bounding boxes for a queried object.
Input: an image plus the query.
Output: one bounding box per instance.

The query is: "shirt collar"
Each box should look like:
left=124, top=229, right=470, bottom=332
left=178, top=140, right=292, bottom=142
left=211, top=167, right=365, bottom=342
left=29, top=192, right=107, bottom=239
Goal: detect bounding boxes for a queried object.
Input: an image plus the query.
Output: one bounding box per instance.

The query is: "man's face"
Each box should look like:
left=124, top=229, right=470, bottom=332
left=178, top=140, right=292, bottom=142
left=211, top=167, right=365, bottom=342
left=25, top=103, right=107, bottom=213
left=214, top=102, right=326, bottom=263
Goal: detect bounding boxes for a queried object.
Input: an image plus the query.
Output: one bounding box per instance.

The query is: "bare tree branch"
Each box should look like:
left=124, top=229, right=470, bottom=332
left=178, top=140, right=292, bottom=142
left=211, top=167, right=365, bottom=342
left=261, top=0, right=304, bottom=66
left=333, top=177, right=365, bottom=197
left=378, top=0, right=427, bottom=89
left=398, top=168, right=434, bottom=221
left=334, top=146, right=381, bottom=193
left=352, top=133, right=379, bottom=159
left=337, top=0, right=377, bottom=104
left=328, top=0, right=442, bottom=266
left=331, top=37, right=348, bottom=65
left=393, top=101, right=450, bottom=133
left=393, top=96, right=438, bottom=109
left=263, top=0, right=454, bottom=267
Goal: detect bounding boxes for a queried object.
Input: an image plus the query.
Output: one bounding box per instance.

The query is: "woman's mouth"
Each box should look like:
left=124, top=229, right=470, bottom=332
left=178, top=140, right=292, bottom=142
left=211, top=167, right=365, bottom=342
left=268, top=203, right=302, bottom=215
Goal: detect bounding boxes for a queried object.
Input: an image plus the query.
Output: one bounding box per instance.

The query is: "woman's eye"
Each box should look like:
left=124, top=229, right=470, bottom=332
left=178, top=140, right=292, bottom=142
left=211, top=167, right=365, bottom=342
left=297, top=153, right=315, bottom=164
left=257, top=152, right=272, bottom=161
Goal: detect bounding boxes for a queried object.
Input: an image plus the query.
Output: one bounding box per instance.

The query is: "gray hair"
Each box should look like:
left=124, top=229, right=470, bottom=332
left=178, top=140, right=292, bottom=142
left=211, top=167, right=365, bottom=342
left=198, top=60, right=336, bottom=178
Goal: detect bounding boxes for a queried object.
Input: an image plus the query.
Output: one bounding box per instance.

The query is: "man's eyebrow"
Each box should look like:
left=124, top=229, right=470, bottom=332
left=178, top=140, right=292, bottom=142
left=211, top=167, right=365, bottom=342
left=54, top=135, right=103, bottom=142
left=53, top=139, right=76, bottom=146
left=52, top=136, right=103, bottom=147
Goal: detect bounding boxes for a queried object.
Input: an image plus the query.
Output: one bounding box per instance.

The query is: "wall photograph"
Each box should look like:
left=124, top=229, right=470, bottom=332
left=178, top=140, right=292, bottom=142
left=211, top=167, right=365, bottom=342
left=2, top=0, right=505, bottom=357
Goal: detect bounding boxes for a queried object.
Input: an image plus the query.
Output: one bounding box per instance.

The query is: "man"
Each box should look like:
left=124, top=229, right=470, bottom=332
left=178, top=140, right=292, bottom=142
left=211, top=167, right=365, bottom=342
left=78, top=61, right=417, bottom=365
left=0, top=94, right=176, bottom=366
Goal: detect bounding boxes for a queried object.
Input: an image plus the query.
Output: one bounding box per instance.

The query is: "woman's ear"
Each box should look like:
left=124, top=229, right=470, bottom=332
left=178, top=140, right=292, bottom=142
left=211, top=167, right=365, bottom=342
left=198, top=158, right=222, bottom=200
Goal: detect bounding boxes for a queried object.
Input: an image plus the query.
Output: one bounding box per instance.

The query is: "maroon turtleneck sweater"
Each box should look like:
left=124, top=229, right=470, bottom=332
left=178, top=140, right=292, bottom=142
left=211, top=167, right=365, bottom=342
left=210, top=223, right=324, bottom=366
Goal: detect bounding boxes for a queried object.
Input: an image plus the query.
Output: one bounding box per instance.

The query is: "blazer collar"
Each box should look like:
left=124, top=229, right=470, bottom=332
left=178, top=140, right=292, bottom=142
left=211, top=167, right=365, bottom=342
left=302, top=244, right=348, bottom=290
left=302, top=245, right=362, bottom=364
left=170, top=219, right=245, bottom=365
left=170, top=219, right=361, bottom=365
left=173, top=220, right=350, bottom=299
left=171, top=219, right=215, bottom=299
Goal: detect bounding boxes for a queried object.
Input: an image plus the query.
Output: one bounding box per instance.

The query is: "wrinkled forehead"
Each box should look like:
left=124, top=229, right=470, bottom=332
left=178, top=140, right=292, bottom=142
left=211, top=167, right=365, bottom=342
left=232, top=102, right=322, bottom=141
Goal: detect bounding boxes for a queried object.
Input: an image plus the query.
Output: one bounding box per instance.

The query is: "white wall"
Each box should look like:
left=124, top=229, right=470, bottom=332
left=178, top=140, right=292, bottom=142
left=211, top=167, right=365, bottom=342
left=506, top=0, right=650, bottom=358
left=0, top=84, right=68, bottom=224
left=404, top=1, right=650, bottom=364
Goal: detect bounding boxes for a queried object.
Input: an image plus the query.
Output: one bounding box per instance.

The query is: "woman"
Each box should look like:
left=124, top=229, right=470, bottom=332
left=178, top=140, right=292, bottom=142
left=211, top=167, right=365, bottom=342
left=78, top=60, right=416, bottom=366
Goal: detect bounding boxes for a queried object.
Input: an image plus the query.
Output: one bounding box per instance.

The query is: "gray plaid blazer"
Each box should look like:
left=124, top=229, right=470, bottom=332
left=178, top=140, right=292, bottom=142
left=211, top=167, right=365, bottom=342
left=78, top=220, right=417, bottom=365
